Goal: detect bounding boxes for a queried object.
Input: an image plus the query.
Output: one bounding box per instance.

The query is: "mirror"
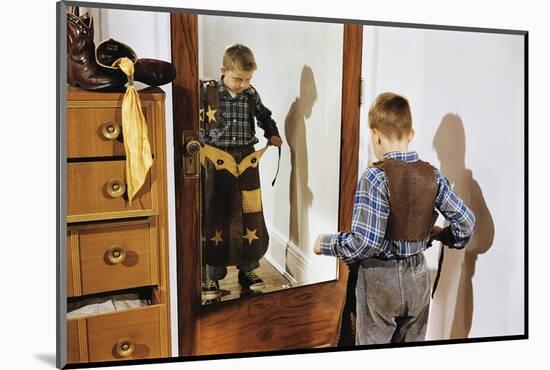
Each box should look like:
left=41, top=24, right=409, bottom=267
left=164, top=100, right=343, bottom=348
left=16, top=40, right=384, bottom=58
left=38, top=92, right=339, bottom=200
left=198, top=15, right=344, bottom=304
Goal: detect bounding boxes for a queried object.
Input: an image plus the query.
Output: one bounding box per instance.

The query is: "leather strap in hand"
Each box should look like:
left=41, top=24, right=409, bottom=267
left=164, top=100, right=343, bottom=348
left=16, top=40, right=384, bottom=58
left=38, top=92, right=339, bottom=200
left=271, top=145, right=281, bottom=187
left=430, top=226, right=455, bottom=246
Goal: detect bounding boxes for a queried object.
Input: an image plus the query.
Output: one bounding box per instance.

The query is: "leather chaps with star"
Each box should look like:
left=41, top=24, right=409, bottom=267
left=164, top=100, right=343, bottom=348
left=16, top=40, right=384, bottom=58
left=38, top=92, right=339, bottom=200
left=200, top=144, right=270, bottom=267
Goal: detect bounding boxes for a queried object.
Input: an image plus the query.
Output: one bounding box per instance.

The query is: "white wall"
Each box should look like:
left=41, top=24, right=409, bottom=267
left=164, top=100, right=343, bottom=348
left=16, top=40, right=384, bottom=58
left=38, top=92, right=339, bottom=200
left=361, top=26, right=524, bottom=339
left=199, top=15, right=342, bottom=284
left=82, top=7, right=179, bottom=354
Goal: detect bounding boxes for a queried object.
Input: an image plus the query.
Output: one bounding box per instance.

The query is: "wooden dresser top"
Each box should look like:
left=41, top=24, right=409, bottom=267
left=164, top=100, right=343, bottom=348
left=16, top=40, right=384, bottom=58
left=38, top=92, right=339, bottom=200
left=67, top=86, right=166, bottom=101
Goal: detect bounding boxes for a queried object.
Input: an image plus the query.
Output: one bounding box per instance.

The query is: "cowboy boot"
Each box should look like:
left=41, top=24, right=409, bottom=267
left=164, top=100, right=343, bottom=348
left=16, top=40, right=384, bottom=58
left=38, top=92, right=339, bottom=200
left=96, top=38, right=176, bottom=87
left=67, top=13, right=125, bottom=90
left=95, top=38, right=137, bottom=71
left=134, top=58, right=176, bottom=87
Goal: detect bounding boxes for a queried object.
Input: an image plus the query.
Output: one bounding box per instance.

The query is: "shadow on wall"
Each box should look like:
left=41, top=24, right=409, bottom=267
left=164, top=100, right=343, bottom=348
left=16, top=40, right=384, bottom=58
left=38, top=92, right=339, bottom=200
left=284, top=65, right=317, bottom=280
left=430, top=113, right=495, bottom=339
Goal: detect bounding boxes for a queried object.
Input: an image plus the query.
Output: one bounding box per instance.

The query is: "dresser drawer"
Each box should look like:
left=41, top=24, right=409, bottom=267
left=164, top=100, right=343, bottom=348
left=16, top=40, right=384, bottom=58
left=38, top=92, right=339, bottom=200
left=67, top=160, right=156, bottom=222
left=67, top=102, right=156, bottom=158
left=67, top=220, right=158, bottom=297
left=67, top=302, right=169, bottom=363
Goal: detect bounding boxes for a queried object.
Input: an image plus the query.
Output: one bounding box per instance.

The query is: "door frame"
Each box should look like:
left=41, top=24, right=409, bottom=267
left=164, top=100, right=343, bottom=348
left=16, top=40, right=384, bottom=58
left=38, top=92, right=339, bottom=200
left=171, top=11, right=362, bottom=356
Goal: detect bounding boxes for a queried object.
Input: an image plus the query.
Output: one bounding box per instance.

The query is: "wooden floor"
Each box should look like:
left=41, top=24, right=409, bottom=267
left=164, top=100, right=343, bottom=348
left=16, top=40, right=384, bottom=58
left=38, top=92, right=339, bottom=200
left=203, top=257, right=292, bottom=305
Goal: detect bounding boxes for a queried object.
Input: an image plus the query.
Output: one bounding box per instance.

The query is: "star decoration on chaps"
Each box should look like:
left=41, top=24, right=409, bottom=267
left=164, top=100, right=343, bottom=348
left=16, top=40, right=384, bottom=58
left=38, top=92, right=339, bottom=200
left=206, top=106, right=217, bottom=123
left=242, top=228, right=259, bottom=245
left=210, top=230, right=223, bottom=246
left=199, top=108, right=205, bottom=122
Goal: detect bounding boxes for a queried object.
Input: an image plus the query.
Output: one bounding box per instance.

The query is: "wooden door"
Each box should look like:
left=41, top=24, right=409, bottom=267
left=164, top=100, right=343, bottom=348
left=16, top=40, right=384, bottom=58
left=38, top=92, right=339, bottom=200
left=171, top=12, right=362, bottom=356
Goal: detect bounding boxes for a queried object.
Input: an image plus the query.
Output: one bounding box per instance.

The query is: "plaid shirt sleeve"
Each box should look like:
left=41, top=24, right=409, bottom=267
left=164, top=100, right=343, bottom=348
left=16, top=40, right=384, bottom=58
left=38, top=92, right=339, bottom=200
left=254, top=91, right=280, bottom=139
left=434, top=169, right=476, bottom=248
left=319, top=168, right=391, bottom=264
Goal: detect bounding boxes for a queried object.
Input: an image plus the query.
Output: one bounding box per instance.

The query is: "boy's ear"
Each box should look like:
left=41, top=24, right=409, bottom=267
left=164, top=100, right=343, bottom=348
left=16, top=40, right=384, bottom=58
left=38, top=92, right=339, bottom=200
left=408, top=128, right=415, bottom=143
left=220, top=66, right=226, bottom=75
left=370, top=128, right=381, bottom=145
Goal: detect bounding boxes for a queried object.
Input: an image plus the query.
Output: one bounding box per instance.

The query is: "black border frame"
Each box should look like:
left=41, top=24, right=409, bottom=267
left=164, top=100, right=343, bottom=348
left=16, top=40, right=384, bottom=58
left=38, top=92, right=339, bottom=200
left=57, top=1, right=529, bottom=368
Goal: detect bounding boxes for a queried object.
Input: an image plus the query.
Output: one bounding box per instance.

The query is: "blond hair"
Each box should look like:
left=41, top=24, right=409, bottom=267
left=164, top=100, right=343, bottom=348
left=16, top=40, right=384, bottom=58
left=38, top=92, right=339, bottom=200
left=222, top=44, right=257, bottom=72
left=368, top=92, right=412, bottom=139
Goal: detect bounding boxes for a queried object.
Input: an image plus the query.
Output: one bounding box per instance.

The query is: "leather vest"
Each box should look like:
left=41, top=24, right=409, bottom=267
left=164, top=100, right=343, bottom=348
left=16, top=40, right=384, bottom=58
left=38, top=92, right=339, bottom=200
left=373, top=159, right=438, bottom=241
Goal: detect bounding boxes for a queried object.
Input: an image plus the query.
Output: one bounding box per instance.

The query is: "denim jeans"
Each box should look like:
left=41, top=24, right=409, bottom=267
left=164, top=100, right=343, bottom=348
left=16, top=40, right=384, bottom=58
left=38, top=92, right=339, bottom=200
left=356, top=252, right=431, bottom=344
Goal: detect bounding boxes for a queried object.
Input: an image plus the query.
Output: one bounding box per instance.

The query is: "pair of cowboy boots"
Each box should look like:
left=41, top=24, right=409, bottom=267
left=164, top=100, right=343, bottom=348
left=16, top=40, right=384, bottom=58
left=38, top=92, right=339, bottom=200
left=67, top=12, right=176, bottom=90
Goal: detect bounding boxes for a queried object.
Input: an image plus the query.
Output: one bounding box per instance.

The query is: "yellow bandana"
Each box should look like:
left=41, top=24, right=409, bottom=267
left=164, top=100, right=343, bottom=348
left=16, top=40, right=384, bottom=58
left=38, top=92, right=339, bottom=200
left=112, top=57, right=153, bottom=205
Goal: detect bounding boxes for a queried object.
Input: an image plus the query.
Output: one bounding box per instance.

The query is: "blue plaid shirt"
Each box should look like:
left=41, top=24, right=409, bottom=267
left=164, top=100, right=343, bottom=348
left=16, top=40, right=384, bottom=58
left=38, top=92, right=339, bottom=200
left=320, top=151, right=476, bottom=263
left=201, top=76, right=279, bottom=148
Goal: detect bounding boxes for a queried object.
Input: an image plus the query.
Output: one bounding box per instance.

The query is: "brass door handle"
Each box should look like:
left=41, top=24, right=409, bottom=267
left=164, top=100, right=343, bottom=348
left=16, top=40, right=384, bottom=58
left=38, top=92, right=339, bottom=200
left=183, top=132, right=201, bottom=178
left=115, top=339, right=135, bottom=358
left=101, top=122, right=122, bottom=140
left=185, top=139, right=201, bottom=156
left=107, top=246, right=127, bottom=264
left=106, top=179, right=126, bottom=198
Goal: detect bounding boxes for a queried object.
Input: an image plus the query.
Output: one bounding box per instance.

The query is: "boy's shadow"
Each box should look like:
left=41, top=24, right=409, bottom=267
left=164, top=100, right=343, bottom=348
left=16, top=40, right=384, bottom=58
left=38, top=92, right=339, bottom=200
left=284, top=65, right=317, bottom=279
left=431, top=113, right=495, bottom=339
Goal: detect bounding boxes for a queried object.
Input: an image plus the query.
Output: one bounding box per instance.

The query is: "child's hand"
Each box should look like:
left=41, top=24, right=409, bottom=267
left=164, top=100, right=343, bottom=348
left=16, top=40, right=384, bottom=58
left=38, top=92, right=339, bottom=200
left=427, top=226, right=444, bottom=249
left=429, top=225, right=454, bottom=246
left=313, top=235, right=322, bottom=255
left=268, top=135, right=283, bottom=147
left=430, top=226, right=444, bottom=237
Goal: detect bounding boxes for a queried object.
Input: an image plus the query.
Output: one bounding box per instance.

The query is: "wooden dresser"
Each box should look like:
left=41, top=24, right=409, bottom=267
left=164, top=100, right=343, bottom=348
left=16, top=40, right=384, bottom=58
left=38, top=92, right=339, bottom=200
left=65, top=87, right=170, bottom=363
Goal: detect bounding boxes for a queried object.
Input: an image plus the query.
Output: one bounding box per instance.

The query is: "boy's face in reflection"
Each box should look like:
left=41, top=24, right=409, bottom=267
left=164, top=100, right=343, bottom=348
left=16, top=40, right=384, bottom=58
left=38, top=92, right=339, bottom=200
left=221, top=66, right=254, bottom=94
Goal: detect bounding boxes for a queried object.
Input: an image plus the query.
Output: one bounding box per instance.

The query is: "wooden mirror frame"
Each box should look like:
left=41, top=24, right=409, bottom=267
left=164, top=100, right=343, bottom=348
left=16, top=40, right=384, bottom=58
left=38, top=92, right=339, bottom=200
left=171, top=12, right=362, bottom=356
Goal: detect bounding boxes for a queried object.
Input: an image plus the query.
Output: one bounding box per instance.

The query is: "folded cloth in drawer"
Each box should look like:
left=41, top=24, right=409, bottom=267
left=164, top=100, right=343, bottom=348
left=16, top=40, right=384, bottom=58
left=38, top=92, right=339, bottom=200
left=67, top=297, right=116, bottom=319
left=67, top=293, right=149, bottom=319
left=112, top=293, right=150, bottom=310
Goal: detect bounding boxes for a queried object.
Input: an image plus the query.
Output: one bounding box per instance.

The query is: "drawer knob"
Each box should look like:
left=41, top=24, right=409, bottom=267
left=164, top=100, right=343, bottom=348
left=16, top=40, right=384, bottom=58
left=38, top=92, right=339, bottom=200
left=101, top=122, right=122, bottom=140
left=107, top=246, right=127, bottom=264
left=115, top=339, right=135, bottom=358
left=106, top=179, right=126, bottom=198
